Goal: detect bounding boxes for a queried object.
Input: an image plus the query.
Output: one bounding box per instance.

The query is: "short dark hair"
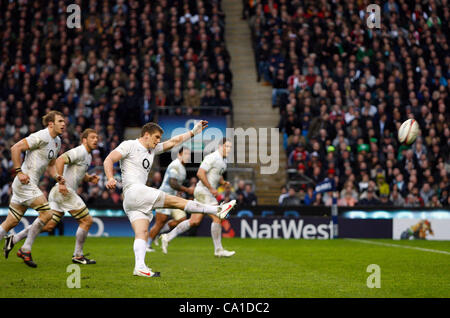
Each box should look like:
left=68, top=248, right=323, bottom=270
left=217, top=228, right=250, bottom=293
left=178, top=147, right=190, bottom=154
left=42, top=110, right=64, bottom=126
left=218, top=137, right=231, bottom=147
left=141, top=122, right=164, bottom=137
left=81, top=128, right=97, bottom=141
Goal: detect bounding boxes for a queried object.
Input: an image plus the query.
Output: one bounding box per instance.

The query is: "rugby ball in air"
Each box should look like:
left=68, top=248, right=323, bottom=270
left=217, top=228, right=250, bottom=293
left=398, top=119, right=419, bottom=145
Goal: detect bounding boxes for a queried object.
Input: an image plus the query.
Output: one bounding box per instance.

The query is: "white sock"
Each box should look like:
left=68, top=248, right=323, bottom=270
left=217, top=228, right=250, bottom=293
left=21, top=218, right=45, bottom=252
left=211, top=222, right=223, bottom=251
left=160, top=222, right=171, bottom=233
left=0, top=224, right=7, bottom=238
left=13, top=225, right=31, bottom=244
left=166, top=219, right=191, bottom=242
left=184, top=200, right=218, bottom=214
left=74, top=227, right=88, bottom=257
left=133, top=239, right=147, bottom=269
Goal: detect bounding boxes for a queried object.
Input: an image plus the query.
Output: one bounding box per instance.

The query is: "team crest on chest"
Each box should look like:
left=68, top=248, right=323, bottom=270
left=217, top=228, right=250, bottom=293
left=142, top=158, right=150, bottom=170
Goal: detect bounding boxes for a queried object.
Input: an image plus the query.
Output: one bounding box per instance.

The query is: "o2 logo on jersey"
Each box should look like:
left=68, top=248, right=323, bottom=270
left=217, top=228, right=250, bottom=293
left=48, top=150, right=55, bottom=160
left=142, top=159, right=150, bottom=171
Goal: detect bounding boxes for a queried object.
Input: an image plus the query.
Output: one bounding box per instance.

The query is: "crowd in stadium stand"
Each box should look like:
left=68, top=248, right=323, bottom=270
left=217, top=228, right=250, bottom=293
left=247, top=0, right=449, bottom=207
left=0, top=0, right=236, bottom=207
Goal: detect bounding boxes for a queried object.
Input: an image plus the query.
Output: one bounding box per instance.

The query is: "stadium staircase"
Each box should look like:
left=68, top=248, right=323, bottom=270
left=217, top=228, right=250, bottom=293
left=223, top=0, right=286, bottom=205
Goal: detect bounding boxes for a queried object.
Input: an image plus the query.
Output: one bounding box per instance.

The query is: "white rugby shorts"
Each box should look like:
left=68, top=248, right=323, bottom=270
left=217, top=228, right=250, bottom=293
left=193, top=186, right=218, bottom=206
left=123, top=184, right=165, bottom=223
left=48, top=185, right=86, bottom=213
left=11, top=177, right=44, bottom=207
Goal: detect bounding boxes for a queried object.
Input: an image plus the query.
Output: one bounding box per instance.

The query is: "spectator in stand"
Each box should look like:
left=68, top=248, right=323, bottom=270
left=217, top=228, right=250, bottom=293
left=427, top=194, right=442, bottom=207
left=379, top=194, right=393, bottom=206
left=359, top=188, right=380, bottom=206
left=303, top=186, right=316, bottom=206
left=216, top=90, right=232, bottom=114
left=390, top=186, right=406, bottom=206
left=281, top=187, right=302, bottom=206
left=420, top=183, right=435, bottom=205
left=242, top=183, right=258, bottom=206
left=97, top=190, right=115, bottom=206
left=235, top=179, right=246, bottom=198
left=217, top=183, right=237, bottom=204
left=278, top=186, right=289, bottom=205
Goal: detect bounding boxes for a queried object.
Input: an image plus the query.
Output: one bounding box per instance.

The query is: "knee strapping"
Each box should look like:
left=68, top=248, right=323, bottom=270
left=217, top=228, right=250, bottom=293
left=34, top=203, right=51, bottom=213
left=9, top=206, right=25, bottom=222
left=72, top=207, right=89, bottom=220
left=51, top=213, right=63, bottom=225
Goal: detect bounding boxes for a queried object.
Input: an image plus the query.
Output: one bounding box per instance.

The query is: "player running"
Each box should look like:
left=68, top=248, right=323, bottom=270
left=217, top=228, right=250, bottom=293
left=104, top=122, right=236, bottom=278
left=0, top=111, right=65, bottom=267
left=147, top=147, right=193, bottom=252
left=4, top=129, right=100, bottom=265
left=161, top=138, right=236, bottom=258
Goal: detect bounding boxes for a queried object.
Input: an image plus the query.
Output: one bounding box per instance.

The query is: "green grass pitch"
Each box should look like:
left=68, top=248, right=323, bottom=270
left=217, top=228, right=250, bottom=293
left=0, top=237, right=449, bottom=298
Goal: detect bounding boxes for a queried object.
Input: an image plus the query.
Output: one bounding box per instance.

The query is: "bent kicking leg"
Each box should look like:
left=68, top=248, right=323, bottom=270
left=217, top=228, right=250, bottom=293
left=161, top=194, right=236, bottom=219
left=163, top=194, right=218, bottom=214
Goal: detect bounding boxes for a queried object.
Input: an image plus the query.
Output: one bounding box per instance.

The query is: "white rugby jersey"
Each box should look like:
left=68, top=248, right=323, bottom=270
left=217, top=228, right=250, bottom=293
left=22, top=128, right=61, bottom=185
left=63, top=145, right=92, bottom=191
left=159, top=158, right=187, bottom=196
left=196, top=150, right=227, bottom=192
left=115, top=139, right=164, bottom=193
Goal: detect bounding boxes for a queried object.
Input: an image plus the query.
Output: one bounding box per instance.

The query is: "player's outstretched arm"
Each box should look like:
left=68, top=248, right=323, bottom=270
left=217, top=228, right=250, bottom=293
left=11, top=139, right=30, bottom=184
left=104, top=150, right=122, bottom=189
left=162, top=120, right=208, bottom=152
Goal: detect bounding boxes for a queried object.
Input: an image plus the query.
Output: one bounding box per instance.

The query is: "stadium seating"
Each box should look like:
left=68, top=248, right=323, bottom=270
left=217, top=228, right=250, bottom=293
left=261, top=210, right=275, bottom=217
left=237, top=210, right=254, bottom=218
left=283, top=210, right=300, bottom=218
left=247, top=0, right=449, bottom=208
left=0, top=0, right=234, bottom=206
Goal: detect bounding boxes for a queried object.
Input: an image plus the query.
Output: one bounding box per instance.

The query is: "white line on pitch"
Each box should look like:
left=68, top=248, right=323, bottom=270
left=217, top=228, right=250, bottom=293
left=346, top=239, right=450, bottom=255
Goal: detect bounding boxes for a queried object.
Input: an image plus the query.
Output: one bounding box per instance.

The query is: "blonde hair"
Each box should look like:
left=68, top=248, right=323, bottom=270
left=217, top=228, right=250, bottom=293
left=81, top=128, right=97, bottom=141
